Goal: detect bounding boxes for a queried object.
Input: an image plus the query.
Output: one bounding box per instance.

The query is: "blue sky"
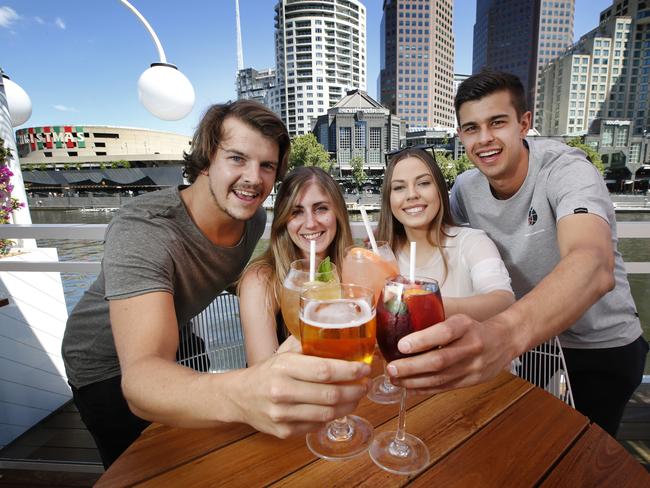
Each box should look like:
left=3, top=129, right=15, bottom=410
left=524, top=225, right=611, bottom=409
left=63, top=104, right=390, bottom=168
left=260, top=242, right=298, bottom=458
left=1, top=0, right=612, bottom=136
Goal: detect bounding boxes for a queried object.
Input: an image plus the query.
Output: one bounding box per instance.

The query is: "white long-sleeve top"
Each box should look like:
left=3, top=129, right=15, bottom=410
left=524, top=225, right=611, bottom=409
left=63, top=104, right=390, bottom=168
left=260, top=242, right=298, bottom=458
left=396, top=226, right=513, bottom=297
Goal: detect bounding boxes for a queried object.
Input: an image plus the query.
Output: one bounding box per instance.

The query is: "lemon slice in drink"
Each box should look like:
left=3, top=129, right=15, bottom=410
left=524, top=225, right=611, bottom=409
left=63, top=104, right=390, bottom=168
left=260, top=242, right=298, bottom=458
left=304, top=281, right=341, bottom=300
left=404, top=288, right=429, bottom=298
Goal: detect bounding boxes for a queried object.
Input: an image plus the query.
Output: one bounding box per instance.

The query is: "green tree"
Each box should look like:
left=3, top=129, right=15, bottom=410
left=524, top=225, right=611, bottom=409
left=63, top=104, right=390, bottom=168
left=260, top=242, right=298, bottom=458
left=567, top=137, right=605, bottom=174
left=454, top=154, right=474, bottom=176
left=350, top=156, right=367, bottom=192
left=115, top=159, right=131, bottom=168
left=434, top=151, right=458, bottom=185
left=289, top=134, right=331, bottom=172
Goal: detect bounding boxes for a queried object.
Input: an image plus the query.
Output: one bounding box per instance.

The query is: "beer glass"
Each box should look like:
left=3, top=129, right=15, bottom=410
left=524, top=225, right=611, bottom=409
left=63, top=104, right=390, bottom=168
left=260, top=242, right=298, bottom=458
left=369, top=276, right=444, bottom=475
left=341, top=241, right=401, bottom=404
left=300, top=283, right=376, bottom=460
left=280, top=259, right=338, bottom=339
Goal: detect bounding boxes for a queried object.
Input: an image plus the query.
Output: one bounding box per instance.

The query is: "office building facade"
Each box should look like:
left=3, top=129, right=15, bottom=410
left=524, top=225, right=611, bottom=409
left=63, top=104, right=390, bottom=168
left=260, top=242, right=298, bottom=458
left=379, top=0, right=455, bottom=129
left=236, top=67, right=277, bottom=107
left=313, top=89, right=402, bottom=174
left=274, top=0, right=367, bottom=137
left=537, top=0, right=650, bottom=180
left=473, top=0, right=575, bottom=121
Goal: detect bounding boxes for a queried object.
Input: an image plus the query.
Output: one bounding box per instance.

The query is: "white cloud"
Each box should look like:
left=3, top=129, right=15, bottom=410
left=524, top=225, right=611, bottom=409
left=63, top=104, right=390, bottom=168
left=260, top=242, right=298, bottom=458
left=0, top=6, right=19, bottom=28
left=54, top=17, right=65, bottom=29
left=53, top=104, right=77, bottom=112
left=34, top=16, right=44, bottom=24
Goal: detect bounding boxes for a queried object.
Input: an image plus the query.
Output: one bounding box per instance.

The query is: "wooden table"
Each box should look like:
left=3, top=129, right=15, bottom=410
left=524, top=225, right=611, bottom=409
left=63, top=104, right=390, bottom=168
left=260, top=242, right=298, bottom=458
left=97, top=368, right=649, bottom=487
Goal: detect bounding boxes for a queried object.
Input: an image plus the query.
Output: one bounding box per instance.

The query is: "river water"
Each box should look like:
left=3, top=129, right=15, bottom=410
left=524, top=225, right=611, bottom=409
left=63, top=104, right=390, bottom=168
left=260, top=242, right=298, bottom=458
left=31, top=209, right=650, bottom=369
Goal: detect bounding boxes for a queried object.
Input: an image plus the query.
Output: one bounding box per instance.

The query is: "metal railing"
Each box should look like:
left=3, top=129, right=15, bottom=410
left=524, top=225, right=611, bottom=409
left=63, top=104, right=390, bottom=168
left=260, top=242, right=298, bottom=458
left=0, top=221, right=648, bottom=383
left=1, top=221, right=648, bottom=274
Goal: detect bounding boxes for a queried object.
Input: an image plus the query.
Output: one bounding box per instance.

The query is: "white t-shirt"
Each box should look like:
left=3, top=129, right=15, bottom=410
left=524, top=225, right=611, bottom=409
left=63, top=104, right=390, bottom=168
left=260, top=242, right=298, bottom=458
left=396, top=226, right=513, bottom=298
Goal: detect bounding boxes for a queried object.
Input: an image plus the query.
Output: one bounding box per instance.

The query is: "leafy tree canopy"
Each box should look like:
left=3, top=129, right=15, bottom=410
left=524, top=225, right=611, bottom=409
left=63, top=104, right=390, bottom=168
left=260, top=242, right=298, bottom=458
left=566, top=137, right=605, bottom=174
left=350, top=156, right=367, bottom=190
left=289, top=134, right=331, bottom=173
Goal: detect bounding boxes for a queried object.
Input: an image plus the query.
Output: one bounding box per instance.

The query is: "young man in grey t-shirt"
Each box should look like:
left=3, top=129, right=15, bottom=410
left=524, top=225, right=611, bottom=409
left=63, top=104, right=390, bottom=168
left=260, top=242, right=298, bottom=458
left=62, top=101, right=373, bottom=468
left=382, top=71, right=647, bottom=437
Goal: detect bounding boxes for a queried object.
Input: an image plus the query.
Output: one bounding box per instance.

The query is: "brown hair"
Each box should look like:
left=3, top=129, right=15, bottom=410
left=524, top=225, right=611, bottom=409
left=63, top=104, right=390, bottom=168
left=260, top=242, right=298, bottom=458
left=454, top=69, right=527, bottom=125
left=238, top=166, right=352, bottom=314
left=183, top=99, right=290, bottom=183
left=377, top=148, right=456, bottom=283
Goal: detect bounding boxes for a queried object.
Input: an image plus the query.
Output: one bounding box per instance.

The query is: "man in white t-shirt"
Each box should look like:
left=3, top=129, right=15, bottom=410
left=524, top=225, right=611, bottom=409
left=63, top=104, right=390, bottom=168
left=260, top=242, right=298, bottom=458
left=384, top=70, right=647, bottom=436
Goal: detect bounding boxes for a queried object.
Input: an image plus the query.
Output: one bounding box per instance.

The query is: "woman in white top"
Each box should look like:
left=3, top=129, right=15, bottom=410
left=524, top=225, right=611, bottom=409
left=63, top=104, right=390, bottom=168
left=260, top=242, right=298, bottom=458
left=377, top=147, right=515, bottom=320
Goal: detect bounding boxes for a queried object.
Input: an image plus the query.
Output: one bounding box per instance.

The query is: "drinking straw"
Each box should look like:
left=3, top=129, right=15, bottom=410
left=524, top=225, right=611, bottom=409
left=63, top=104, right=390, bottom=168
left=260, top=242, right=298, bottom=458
left=359, top=206, right=379, bottom=255
left=409, top=241, right=416, bottom=282
left=309, top=240, right=316, bottom=282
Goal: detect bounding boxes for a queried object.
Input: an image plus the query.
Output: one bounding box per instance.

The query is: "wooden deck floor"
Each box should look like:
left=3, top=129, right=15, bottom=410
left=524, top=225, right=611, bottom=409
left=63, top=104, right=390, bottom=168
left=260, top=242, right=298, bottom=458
left=1, top=384, right=649, bottom=487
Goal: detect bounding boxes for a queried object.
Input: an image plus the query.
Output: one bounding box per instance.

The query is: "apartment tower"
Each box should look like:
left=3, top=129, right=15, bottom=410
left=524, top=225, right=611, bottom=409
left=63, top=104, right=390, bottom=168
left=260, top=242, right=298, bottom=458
left=472, top=0, right=575, bottom=121
left=274, top=0, right=367, bottom=136
left=379, top=0, right=455, bottom=129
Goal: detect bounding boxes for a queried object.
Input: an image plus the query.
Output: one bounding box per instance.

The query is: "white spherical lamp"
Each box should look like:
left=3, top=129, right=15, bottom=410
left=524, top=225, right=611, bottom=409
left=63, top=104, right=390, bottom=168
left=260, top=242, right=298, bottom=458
left=137, top=63, right=195, bottom=121
left=2, top=74, right=32, bottom=127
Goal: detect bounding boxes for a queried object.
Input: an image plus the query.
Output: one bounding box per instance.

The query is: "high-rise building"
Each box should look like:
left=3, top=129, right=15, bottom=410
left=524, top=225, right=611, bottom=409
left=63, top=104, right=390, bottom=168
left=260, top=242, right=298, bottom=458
left=379, top=0, right=455, bottom=129
left=236, top=67, right=277, bottom=107
left=274, top=0, right=367, bottom=137
left=537, top=0, right=650, bottom=177
left=472, top=0, right=575, bottom=121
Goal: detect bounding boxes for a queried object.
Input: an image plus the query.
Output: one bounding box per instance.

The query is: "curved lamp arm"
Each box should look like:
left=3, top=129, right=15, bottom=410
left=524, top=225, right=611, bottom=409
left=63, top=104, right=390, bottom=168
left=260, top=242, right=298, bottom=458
left=118, top=0, right=195, bottom=121
left=118, top=0, right=167, bottom=63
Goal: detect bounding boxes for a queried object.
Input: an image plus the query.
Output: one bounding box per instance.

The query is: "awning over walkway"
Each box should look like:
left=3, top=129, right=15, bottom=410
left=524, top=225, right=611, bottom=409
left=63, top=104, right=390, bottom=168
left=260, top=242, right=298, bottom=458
left=22, top=167, right=184, bottom=189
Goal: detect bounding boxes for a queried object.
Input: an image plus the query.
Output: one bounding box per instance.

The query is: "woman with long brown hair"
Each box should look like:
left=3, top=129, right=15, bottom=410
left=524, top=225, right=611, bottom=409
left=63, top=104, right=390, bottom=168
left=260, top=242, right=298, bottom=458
left=377, top=147, right=514, bottom=319
left=238, top=166, right=352, bottom=365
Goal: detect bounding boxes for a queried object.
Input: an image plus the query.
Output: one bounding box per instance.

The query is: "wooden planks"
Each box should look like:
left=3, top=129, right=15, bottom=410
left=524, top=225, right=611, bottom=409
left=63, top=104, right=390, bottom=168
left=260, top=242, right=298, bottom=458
left=95, top=423, right=256, bottom=488
left=95, top=373, right=647, bottom=488
left=410, top=387, right=589, bottom=487
left=272, top=373, right=531, bottom=487
left=541, top=424, right=650, bottom=488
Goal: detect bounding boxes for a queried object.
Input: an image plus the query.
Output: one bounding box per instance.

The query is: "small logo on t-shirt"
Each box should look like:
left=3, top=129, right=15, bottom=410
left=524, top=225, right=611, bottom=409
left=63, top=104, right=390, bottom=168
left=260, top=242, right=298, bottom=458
left=574, top=207, right=588, bottom=214
left=527, top=207, right=538, bottom=226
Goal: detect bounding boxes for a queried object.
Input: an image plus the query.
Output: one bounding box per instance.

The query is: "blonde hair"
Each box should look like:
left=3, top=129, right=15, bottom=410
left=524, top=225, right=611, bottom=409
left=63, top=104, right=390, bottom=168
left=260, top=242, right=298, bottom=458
left=376, top=148, right=456, bottom=284
left=238, top=167, right=352, bottom=314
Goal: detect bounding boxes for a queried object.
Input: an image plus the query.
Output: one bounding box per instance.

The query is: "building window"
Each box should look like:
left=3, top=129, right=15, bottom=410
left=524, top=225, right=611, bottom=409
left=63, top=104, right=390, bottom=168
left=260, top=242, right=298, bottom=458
left=93, top=132, right=119, bottom=139
left=354, top=121, right=366, bottom=149
left=339, top=127, right=351, bottom=149
left=369, top=127, right=381, bottom=149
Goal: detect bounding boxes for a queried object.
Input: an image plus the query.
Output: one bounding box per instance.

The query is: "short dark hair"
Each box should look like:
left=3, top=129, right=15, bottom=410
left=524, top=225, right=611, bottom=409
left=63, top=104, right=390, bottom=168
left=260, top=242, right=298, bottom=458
left=183, top=100, right=290, bottom=183
left=454, top=70, right=527, bottom=125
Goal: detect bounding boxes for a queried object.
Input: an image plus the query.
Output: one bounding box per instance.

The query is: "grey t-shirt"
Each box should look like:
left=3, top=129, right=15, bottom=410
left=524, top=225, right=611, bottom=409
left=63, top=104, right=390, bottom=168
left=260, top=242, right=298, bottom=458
left=62, top=186, right=266, bottom=388
left=450, top=138, right=641, bottom=349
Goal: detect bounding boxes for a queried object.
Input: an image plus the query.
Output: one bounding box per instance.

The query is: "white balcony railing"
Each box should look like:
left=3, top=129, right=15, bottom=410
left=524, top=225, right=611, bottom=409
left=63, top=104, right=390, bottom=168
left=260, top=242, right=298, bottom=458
left=0, top=221, right=648, bottom=274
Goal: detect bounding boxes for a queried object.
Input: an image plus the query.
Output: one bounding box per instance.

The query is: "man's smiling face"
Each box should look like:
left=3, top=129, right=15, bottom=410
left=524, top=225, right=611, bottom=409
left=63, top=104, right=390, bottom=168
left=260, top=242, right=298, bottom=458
left=457, top=90, right=531, bottom=195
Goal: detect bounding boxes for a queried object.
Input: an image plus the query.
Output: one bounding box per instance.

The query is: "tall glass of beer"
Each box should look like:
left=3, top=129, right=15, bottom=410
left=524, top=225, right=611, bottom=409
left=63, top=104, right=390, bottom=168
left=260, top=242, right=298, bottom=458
left=300, top=283, right=376, bottom=460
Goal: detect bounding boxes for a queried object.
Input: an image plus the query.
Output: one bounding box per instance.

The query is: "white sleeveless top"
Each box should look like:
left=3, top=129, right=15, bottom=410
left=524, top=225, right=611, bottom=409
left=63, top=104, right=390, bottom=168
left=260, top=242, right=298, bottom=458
left=396, top=226, right=513, bottom=297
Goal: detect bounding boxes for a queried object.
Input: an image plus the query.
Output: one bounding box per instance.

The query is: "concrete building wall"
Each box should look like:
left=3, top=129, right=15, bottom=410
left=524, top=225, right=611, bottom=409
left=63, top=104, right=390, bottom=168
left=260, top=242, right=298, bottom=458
left=15, top=125, right=191, bottom=168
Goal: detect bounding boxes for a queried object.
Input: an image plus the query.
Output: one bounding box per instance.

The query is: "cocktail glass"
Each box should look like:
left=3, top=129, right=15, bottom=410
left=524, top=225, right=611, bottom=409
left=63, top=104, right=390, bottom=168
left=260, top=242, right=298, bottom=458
left=300, top=283, right=376, bottom=460
left=280, top=259, right=338, bottom=339
left=342, top=241, right=401, bottom=404
left=369, top=276, right=445, bottom=475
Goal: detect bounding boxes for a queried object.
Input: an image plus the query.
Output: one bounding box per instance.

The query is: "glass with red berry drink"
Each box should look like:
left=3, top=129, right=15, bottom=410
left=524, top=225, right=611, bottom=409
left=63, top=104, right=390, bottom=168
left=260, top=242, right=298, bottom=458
left=369, top=275, right=445, bottom=475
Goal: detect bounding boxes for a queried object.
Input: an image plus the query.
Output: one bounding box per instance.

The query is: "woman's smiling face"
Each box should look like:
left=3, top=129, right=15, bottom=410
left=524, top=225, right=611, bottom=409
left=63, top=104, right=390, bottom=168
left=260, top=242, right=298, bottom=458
left=389, top=156, right=440, bottom=232
left=286, top=181, right=337, bottom=259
